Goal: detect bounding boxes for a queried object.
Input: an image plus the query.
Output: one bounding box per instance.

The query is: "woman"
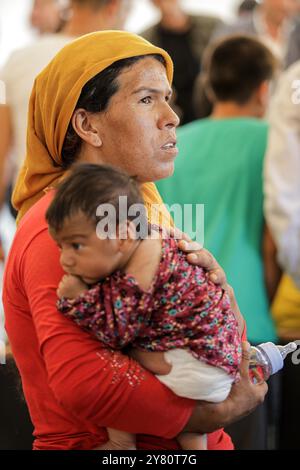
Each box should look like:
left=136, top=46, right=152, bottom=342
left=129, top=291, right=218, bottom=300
left=3, top=31, right=267, bottom=450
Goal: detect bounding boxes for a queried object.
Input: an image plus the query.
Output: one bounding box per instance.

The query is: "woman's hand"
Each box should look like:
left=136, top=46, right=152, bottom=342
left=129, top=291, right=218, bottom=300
left=179, top=241, right=227, bottom=288
left=57, top=274, right=88, bottom=299
left=183, top=342, right=268, bottom=434
left=95, top=428, right=136, bottom=450
left=166, top=227, right=226, bottom=286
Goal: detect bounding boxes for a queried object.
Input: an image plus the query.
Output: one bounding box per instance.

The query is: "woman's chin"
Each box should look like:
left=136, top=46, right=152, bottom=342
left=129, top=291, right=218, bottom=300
left=155, top=163, right=175, bottom=181
left=137, top=163, right=175, bottom=183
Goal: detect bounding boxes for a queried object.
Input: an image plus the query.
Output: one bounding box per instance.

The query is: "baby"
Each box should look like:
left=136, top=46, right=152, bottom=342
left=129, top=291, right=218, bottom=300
left=46, top=163, right=243, bottom=450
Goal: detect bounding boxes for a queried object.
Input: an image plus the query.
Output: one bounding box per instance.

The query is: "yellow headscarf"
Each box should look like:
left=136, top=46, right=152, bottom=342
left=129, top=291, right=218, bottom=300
left=12, top=31, right=174, bottom=224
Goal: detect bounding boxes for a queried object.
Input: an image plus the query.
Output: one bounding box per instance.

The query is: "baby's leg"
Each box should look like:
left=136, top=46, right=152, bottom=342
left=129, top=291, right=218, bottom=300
left=96, top=428, right=136, bottom=450
left=177, top=432, right=207, bottom=451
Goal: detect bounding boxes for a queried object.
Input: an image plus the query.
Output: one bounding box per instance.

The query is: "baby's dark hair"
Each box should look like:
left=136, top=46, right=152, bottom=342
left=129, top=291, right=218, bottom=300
left=46, top=163, right=147, bottom=234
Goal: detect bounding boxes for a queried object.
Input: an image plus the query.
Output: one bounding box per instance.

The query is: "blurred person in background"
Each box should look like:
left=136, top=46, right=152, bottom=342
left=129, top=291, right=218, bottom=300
left=0, top=243, right=3, bottom=264
left=284, top=0, right=300, bottom=66
left=29, top=0, right=70, bottom=35
left=195, top=0, right=299, bottom=120
left=264, top=61, right=300, bottom=449
left=0, top=0, right=132, bottom=450
left=64, top=0, right=132, bottom=34
left=265, top=62, right=300, bottom=294
left=0, top=98, right=33, bottom=450
left=157, top=36, right=280, bottom=449
left=214, top=0, right=299, bottom=64
left=0, top=0, right=70, bottom=217
left=0, top=199, right=28, bottom=450
left=141, top=0, right=222, bottom=125
left=237, top=0, right=259, bottom=17
left=0, top=0, right=132, bottom=214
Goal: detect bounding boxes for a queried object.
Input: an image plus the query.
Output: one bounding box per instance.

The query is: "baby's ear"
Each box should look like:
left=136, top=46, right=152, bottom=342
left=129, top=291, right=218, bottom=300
left=117, top=220, right=138, bottom=251
left=127, top=221, right=138, bottom=241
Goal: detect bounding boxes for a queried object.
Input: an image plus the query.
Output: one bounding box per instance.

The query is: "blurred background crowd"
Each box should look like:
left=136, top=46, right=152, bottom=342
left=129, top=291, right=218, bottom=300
left=1, top=0, right=300, bottom=451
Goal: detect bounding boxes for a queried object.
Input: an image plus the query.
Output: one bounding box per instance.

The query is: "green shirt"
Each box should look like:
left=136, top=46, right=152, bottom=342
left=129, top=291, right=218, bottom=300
left=157, top=118, right=276, bottom=344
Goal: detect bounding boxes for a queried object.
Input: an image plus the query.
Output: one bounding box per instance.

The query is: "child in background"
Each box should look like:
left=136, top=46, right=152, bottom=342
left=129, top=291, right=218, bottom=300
left=46, top=163, right=244, bottom=450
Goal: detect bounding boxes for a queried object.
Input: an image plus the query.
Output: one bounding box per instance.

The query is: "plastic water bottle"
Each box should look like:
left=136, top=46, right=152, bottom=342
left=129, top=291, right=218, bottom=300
left=249, top=342, right=297, bottom=382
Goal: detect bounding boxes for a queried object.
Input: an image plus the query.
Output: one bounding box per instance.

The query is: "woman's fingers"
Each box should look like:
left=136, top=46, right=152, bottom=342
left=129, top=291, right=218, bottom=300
left=239, top=341, right=251, bottom=378
left=164, top=226, right=191, bottom=241
left=178, top=242, right=227, bottom=287
left=178, top=240, right=202, bottom=253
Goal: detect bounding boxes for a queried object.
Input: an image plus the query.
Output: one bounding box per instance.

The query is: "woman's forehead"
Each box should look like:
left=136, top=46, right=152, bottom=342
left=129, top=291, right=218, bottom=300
left=115, top=57, right=171, bottom=93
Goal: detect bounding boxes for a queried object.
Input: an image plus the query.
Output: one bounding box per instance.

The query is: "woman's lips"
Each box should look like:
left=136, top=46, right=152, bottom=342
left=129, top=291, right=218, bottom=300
left=161, top=141, right=178, bottom=156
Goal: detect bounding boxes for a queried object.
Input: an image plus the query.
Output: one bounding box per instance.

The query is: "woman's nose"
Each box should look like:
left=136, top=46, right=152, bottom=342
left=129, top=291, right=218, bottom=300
left=159, top=102, right=180, bottom=129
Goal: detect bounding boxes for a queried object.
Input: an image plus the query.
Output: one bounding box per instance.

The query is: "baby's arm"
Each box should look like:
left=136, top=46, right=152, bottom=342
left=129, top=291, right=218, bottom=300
left=56, top=277, right=147, bottom=349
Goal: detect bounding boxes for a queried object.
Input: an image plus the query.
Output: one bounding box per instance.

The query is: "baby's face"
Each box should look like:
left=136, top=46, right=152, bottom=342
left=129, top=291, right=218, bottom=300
left=50, top=212, right=123, bottom=284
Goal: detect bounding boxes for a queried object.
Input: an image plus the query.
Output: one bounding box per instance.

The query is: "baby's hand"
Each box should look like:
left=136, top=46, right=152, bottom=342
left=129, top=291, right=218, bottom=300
left=57, top=274, right=88, bottom=299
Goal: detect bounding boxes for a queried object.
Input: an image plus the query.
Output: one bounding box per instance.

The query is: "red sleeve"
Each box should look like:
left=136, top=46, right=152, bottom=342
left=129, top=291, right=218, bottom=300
left=22, top=229, right=194, bottom=437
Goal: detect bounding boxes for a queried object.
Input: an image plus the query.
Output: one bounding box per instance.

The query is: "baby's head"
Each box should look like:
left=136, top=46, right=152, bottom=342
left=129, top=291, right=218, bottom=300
left=46, top=163, right=147, bottom=284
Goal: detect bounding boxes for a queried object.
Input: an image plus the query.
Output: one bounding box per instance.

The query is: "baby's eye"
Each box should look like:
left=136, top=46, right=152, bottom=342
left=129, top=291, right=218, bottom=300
left=140, top=96, right=152, bottom=104
left=72, top=243, right=82, bottom=250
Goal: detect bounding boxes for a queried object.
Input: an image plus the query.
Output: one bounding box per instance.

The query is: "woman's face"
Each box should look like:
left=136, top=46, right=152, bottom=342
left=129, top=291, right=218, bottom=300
left=93, top=57, right=180, bottom=183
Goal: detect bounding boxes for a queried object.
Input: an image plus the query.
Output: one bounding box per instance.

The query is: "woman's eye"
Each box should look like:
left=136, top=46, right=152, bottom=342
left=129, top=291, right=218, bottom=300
left=140, top=96, right=152, bottom=104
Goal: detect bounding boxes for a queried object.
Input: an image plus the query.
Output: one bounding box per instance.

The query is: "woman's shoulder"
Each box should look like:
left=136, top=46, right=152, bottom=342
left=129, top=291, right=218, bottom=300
left=18, top=190, right=55, bottom=230
left=8, top=190, right=56, bottom=260
left=4, top=190, right=62, bottom=303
